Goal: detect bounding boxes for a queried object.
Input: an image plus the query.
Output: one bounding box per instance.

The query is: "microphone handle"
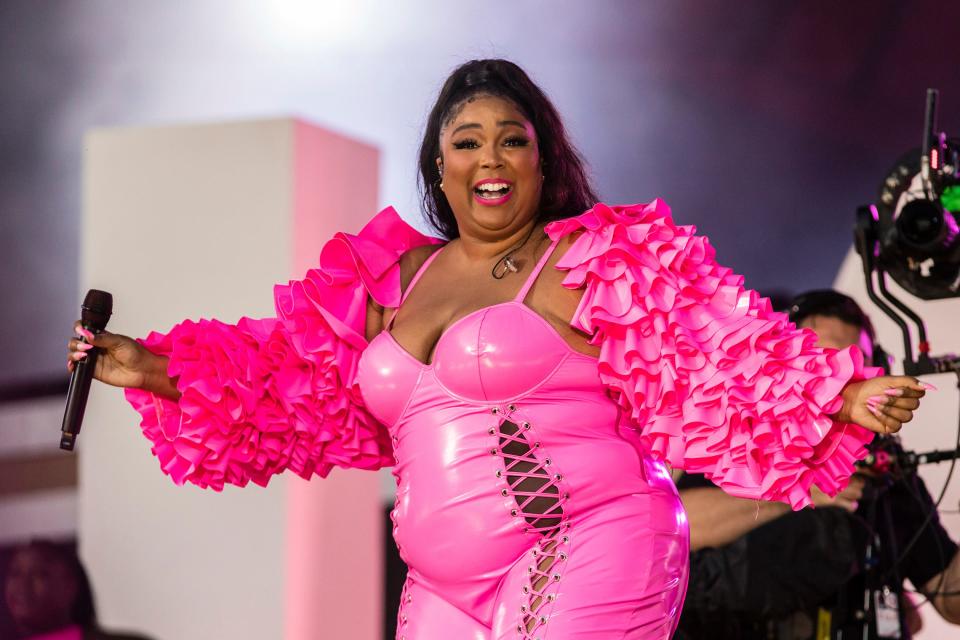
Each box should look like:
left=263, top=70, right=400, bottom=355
left=60, top=336, right=101, bottom=451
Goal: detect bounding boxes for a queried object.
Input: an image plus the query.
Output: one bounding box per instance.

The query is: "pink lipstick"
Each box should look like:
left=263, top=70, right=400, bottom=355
left=472, top=178, right=514, bottom=206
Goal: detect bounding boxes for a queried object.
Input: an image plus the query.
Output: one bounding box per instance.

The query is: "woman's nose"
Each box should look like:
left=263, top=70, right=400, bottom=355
left=480, top=148, right=505, bottom=169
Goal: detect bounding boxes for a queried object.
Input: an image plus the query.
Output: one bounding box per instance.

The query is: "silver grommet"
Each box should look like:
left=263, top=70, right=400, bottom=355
left=491, top=407, right=500, bottom=414
left=534, top=442, right=541, bottom=448
left=544, top=458, right=552, bottom=465
left=501, top=489, right=508, bottom=496
left=520, top=604, right=527, bottom=612
left=527, top=566, right=534, bottom=573
left=495, top=470, right=502, bottom=478
left=563, top=492, right=570, bottom=499
left=522, top=422, right=531, bottom=429
left=561, top=535, right=570, bottom=543
left=508, top=403, right=517, bottom=411
left=488, top=427, right=495, bottom=435
left=522, top=586, right=530, bottom=594
left=547, top=594, right=556, bottom=601
left=554, top=474, right=562, bottom=481
left=511, top=509, right=518, bottom=516
left=559, top=552, right=568, bottom=560
left=540, top=616, right=547, bottom=623
left=490, top=448, right=498, bottom=455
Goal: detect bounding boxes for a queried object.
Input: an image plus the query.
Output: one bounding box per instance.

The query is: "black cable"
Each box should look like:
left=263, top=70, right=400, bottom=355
left=879, top=371, right=960, bottom=599
left=878, top=481, right=908, bottom=635
left=896, top=469, right=948, bottom=612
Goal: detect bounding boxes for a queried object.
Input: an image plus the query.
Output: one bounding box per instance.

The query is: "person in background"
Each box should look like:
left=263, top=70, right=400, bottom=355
left=674, top=289, right=960, bottom=639
left=4, top=540, right=152, bottom=640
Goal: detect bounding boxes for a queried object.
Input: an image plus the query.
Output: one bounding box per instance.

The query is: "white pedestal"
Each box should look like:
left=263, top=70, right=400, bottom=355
left=80, top=118, right=382, bottom=640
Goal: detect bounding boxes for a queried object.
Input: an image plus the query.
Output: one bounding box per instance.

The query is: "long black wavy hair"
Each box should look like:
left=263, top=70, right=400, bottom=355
left=417, top=59, right=598, bottom=239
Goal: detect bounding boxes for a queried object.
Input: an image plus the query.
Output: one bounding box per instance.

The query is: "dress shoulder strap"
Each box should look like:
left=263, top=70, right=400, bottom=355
left=514, top=238, right=560, bottom=302
left=385, top=245, right=444, bottom=329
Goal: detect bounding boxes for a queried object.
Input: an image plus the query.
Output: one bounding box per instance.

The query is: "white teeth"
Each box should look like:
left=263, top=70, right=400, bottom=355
left=476, top=182, right=510, bottom=191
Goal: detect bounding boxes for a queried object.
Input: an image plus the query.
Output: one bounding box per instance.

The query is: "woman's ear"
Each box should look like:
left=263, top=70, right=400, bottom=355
left=436, top=156, right=443, bottom=177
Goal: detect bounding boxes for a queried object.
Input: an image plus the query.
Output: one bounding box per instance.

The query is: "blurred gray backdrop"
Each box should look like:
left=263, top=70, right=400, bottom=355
left=2, top=0, right=959, bottom=386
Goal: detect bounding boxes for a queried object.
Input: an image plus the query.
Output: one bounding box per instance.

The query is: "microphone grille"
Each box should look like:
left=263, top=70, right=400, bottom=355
left=81, top=289, right=113, bottom=330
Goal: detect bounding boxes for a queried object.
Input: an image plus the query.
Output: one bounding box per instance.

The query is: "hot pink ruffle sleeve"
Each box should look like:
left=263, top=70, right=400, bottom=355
left=545, top=200, right=877, bottom=509
left=124, top=207, right=441, bottom=490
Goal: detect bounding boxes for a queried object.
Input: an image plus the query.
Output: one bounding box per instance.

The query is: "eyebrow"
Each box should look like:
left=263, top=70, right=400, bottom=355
left=450, top=120, right=528, bottom=135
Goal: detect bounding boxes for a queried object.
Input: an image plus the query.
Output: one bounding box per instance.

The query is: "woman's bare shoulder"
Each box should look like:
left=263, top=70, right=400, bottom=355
left=543, top=229, right=583, bottom=284
left=399, top=244, right=443, bottom=294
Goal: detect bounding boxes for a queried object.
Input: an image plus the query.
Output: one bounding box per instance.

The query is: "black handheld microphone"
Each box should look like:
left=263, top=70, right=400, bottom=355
left=60, top=289, right=113, bottom=451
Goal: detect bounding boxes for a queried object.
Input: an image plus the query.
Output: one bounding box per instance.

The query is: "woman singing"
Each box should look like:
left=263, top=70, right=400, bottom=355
left=67, top=59, right=928, bottom=639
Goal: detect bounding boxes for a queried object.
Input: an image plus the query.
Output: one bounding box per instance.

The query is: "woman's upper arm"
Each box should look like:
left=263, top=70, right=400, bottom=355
left=365, top=295, right=385, bottom=342
left=544, top=200, right=876, bottom=509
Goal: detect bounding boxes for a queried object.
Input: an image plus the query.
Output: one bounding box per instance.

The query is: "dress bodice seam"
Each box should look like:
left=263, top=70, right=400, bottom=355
left=378, top=306, right=603, bottom=429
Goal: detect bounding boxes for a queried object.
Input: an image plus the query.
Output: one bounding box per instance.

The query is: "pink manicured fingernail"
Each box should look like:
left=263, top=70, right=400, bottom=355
left=883, top=388, right=904, bottom=397
left=920, top=382, right=938, bottom=391
left=867, top=396, right=886, bottom=406
left=72, top=351, right=87, bottom=361
left=76, top=342, right=93, bottom=352
left=867, top=404, right=882, bottom=418
left=76, top=327, right=94, bottom=340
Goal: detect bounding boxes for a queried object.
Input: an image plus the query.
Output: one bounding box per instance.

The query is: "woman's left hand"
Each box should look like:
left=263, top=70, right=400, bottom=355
left=836, top=376, right=930, bottom=434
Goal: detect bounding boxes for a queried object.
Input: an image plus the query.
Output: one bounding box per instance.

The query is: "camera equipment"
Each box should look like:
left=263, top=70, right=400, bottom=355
left=854, top=89, right=960, bottom=376
left=835, top=88, right=960, bottom=640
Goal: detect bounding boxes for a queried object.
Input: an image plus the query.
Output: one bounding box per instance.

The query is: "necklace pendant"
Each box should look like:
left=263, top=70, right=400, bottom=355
left=504, top=256, right=519, bottom=273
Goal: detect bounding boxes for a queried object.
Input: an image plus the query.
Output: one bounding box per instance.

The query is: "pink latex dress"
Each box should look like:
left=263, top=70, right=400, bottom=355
left=126, top=201, right=876, bottom=639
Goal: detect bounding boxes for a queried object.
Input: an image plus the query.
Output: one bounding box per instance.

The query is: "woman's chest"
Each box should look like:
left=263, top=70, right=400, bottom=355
left=357, top=302, right=601, bottom=427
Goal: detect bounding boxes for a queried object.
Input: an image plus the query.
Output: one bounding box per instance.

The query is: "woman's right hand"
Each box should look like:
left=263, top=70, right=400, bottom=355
left=67, top=321, right=171, bottom=394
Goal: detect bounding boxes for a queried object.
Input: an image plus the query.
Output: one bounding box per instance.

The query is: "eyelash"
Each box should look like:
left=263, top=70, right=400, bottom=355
left=452, top=136, right=530, bottom=150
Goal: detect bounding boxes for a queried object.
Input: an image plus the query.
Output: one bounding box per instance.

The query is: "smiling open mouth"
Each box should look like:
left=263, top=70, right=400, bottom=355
left=474, top=182, right=513, bottom=199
